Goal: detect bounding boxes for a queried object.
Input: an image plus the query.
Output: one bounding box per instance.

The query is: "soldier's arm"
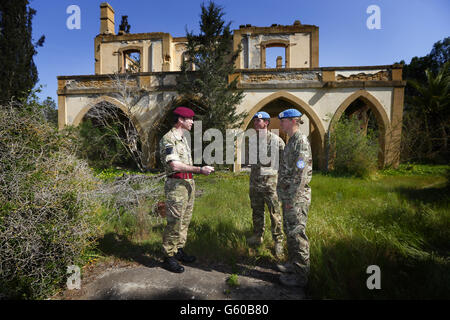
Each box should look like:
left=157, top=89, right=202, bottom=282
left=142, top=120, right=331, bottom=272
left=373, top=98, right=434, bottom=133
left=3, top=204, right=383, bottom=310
left=276, top=139, right=291, bottom=201
left=286, top=137, right=312, bottom=196
left=161, top=137, right=213, bottom=175
left=278, top=138, right=285, bottom=171
left=169, top=161, right=214, bottom=175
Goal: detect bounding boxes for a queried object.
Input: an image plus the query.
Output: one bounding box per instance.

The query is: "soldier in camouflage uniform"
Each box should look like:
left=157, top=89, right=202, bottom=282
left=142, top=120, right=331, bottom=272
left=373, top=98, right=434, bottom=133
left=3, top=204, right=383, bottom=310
left=247, top=111, right=285, bottom=259
left=276, top=108, right=312, bottom=287
left=159, top=107, right=214, bottom=273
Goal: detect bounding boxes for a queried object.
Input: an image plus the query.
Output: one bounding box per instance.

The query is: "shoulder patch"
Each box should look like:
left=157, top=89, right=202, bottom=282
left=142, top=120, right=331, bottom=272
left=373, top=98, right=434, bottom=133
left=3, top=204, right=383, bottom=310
left=296, top=159, right=305, bottom=169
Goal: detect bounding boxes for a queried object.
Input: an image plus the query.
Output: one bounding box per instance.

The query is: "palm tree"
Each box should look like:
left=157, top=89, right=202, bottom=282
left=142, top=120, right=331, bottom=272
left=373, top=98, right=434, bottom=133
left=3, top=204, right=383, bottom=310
left=407, top=61, right=449, bottom=160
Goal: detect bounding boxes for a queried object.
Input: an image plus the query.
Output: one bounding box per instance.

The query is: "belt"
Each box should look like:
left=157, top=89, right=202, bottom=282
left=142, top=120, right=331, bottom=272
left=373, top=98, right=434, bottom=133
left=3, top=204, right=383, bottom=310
left=168, top=172, right=193, bottom=179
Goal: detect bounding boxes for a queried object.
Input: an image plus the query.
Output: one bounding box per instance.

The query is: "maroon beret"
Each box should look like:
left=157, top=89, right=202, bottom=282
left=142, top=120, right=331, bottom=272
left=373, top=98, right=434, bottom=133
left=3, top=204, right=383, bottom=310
left=173, top=107, right=195, bottom=118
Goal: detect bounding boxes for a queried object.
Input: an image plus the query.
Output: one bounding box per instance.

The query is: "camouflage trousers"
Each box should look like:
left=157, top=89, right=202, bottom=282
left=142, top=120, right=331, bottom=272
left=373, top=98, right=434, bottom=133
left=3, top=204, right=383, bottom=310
left=249, top=184, right=284, bottom=243
left=162, top=178, right=195, bottom=257
left=281, top=197, right=310, bottom=276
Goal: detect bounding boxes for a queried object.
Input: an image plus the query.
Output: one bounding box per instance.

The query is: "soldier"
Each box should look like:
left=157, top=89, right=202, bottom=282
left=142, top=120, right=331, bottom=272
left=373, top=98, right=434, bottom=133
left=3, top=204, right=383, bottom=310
left=276, top=108, right=312, bottom=287
left=159, top=106, right=214, bottom=273
left=247, top=111, right=285, bottom=259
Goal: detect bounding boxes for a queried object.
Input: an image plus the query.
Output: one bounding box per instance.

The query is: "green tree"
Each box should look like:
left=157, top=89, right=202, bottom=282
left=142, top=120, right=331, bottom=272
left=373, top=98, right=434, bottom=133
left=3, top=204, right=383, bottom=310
left=397, top=37, right=449, bottom=163
left=0, top=0, right=45, bottom=104
left=428, top=37, right=450, bottom=75
left=397, top=37, right=449, bottom=96
left=40, top=96, right=58, bottom=127
left=406, top=62, right=449, bottom=162
left=176, top=1, right=246, bottom=133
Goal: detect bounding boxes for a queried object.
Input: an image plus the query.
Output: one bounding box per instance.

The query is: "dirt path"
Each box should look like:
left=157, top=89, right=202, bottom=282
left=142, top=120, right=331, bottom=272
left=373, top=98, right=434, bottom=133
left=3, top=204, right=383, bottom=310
left=53, top=258, right=305, bottom=300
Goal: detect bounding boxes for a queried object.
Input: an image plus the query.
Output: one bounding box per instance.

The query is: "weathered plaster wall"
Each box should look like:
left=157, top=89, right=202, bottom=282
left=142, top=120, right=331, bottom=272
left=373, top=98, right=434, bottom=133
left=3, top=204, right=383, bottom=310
left=289, top=33, right=310, bottom=68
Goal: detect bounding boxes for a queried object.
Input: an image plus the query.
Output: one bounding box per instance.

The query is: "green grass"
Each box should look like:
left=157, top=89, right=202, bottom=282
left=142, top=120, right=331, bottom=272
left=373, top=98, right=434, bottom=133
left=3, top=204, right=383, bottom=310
left=94, top=165, right=450, bottom=299
left=308, top=171, right=449, bottom=299
left=380, top=163, right=449, bottom=176
left=92, top=167, right=159, bottom=182
left=226, top=274, right=240, bottom=287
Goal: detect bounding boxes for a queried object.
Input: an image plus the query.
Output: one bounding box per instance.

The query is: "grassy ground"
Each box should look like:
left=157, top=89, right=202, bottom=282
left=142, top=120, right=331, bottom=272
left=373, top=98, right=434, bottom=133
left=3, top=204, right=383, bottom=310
left=93, top=164, right=450, bottom=299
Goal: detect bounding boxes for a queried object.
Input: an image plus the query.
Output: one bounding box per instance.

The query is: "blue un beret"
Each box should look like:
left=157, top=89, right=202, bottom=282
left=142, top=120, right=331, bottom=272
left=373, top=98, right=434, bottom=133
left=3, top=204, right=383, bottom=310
left=253, top=111, right=271, bottom=119
left=278, top=108, right=302, bottom=119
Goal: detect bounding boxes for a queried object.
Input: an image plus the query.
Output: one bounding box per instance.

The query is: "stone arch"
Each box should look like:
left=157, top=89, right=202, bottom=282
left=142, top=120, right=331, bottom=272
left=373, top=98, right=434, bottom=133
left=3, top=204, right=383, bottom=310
left=240, top=91, right=327, bottom=170
left=73, top=95, right=145, bottom=139
left=72, top=95, right=149, bottom=168
left=330, top=90, right=391, bottom=166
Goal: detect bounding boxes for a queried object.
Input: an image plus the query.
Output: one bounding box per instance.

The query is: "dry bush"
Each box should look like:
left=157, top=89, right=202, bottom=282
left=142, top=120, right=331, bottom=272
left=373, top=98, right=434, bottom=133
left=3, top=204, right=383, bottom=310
left=0, top=103, right=100, bottom=299
left=0, top=102, right=166, bottom=299
left=94, top=172, right=166, bottom=231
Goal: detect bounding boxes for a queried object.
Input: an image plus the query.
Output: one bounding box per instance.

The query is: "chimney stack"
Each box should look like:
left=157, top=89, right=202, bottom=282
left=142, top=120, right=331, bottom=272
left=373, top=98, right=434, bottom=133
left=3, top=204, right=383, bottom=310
left=276, top=56, right=283, bottom=68
left=100, top=2, right=115, bottom=35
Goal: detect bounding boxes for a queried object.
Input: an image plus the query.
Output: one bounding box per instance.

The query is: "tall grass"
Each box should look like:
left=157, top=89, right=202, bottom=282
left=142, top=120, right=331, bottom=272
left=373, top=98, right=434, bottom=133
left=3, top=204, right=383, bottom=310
left=307, top=172, right=449, bottom=299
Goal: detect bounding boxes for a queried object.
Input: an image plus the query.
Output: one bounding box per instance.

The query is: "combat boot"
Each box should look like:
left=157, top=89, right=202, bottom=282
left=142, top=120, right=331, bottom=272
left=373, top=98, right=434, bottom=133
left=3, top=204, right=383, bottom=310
left=279, top=273, right=308, bottom=287
left=163, top=256, right=185, bottom=273
left=175, top=248, right=196, bottom=263
left=247, top=234, right=263, bottom=246
left=274, top=241, right=284, bottom=259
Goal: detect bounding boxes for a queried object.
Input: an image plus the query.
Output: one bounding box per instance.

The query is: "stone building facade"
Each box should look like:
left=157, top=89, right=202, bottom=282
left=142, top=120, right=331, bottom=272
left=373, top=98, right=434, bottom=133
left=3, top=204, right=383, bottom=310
left=57, top=2, right=405, bottom=171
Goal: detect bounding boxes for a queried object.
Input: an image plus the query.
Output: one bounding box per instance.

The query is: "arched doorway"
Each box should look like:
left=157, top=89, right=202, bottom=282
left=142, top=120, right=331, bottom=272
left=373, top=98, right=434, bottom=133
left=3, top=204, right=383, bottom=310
left=74, top=96, right=146, bottom=171
left=330, top=90, right=391, bottom=166
left=239, top=91, right=326, bottom=170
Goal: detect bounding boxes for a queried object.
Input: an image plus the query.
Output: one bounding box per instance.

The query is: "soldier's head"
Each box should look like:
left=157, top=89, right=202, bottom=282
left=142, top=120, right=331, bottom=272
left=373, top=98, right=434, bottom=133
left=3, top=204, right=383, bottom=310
left=278, top=109, right=303, bottom=135
left=252, top=111, right=270, bottom=131
left=173, top=107, right=195, bottom=131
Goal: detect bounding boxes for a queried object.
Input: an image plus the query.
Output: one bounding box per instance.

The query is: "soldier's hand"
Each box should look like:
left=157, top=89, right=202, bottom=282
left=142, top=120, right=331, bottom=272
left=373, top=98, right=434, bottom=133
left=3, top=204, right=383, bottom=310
left=200, top=166, right=214, bottom=175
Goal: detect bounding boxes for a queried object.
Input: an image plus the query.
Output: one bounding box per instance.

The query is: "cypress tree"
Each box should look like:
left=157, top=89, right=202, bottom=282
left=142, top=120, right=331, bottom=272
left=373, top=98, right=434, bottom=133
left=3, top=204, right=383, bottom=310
left=176, top=1, right=246, bottom=133
left=0, top=0, right=45, bottom=104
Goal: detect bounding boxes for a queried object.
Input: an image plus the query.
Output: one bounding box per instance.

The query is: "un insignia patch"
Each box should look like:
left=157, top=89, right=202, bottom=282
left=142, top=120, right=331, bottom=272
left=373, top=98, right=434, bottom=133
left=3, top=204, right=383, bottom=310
left=296, top=159, right=305, bottom=169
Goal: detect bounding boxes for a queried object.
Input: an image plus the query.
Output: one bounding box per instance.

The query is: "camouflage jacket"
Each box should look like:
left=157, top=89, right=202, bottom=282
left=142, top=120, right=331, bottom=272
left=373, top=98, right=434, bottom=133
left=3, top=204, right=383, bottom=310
left=159, top=127, right=193, bottom=177
left=250, top=130, right=285, bottom=188
left=277, top=130, right=312, bottom=203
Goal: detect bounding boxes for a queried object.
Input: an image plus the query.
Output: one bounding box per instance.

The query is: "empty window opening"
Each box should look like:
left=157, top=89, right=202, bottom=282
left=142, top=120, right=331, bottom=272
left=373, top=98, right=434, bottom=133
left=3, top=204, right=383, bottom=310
left=266, top=47, right=285, bottom=68
left=124, top=50, right=141, bottom=73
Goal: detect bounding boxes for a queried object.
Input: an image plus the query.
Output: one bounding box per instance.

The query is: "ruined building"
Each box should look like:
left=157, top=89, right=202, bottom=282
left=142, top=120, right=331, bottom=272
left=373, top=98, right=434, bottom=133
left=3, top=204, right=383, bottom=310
left=57, top=2, right=405, bottom=170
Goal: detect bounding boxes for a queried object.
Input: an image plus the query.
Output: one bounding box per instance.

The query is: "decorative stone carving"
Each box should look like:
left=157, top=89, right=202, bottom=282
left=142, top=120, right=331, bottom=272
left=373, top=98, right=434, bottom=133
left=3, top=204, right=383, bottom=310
left=242, top=71, right=320, bottom=83
left=66, top=78, right=138, bottom=89
left=336, top=70, right=390, bottom=81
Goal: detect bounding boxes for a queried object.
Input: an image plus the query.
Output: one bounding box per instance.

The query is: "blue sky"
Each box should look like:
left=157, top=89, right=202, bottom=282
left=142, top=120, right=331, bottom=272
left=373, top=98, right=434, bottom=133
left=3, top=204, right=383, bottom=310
left=30, top=0, right=449, bottom=104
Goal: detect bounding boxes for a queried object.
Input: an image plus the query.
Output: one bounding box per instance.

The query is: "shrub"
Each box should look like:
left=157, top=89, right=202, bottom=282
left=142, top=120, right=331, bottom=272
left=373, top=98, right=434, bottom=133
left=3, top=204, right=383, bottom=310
left=226, top=274, right=240, bottom=287
left=93, top=171, right=165, bottom=240
left=76, top=118, right=133, bottom=170
left=0, top=103, right=99, bottom=299
left=329, top=117, right=379, bottom=177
